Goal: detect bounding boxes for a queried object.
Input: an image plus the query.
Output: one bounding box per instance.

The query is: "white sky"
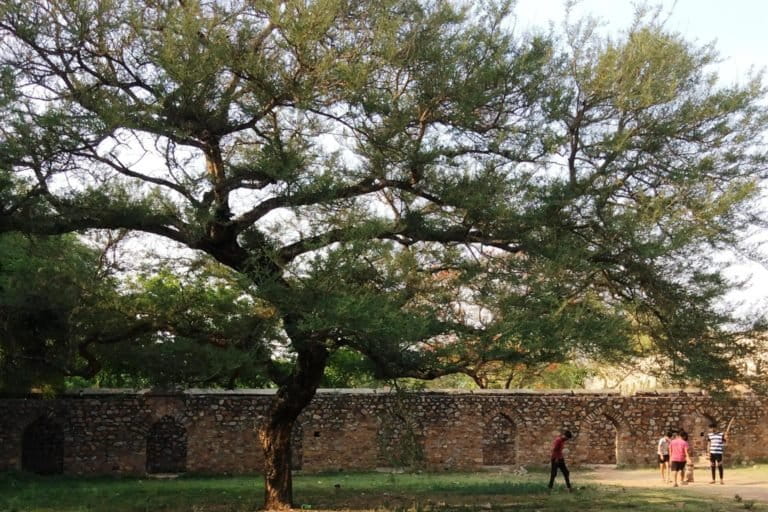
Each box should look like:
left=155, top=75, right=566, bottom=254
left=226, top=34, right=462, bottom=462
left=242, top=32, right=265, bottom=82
left=514, top=0, right=767, bottom=82
left=514, top=0, right=768, bottom=319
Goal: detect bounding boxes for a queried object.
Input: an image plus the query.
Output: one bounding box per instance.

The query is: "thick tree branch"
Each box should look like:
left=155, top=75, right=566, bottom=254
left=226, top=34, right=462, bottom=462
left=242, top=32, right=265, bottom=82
left=0, top=209, right=187, bottom=244
left=278, top=221, right=524, bottom=263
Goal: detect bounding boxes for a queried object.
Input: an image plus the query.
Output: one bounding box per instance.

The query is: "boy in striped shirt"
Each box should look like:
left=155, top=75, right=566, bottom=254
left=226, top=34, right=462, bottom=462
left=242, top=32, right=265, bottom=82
left=706, top=423, right=726, bottom=484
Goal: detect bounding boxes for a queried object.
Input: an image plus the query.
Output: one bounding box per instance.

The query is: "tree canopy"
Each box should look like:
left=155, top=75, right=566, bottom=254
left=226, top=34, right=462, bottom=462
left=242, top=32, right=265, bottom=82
left=1, top=0, right=767, bottom=508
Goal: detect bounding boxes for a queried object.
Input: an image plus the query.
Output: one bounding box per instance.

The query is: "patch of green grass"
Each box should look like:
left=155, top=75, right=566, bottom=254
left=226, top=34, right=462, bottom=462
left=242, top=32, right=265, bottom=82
left=0, top=472, right=262, bottom=512
left=0, top=468, right=764, bottom=512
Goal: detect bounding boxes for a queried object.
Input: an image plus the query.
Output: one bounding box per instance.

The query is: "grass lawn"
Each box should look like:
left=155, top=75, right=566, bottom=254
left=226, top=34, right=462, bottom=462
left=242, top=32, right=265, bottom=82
left=0, top=468, right=764, bottom=512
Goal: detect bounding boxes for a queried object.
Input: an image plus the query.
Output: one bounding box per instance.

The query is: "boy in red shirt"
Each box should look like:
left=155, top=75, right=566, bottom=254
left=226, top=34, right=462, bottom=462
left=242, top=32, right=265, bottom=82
left=668, top=430, right=691, bottom=487
left=548, top=430, right=573, bottom=492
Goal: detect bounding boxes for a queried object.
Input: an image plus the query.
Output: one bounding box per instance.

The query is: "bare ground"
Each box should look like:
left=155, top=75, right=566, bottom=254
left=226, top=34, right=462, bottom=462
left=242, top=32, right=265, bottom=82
left=584, top=464, right=768, bottom=503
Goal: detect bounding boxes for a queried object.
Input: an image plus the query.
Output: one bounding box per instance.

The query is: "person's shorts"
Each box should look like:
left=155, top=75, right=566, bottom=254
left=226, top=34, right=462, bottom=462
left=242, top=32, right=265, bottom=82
left=671, top=461, right=686, bottom=471
left=709, top=453, right=723, bottom=463
left=658, top=454, right=670, bottom=464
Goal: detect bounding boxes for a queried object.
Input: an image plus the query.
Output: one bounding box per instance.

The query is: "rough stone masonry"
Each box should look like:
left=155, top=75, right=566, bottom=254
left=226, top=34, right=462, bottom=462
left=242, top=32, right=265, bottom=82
left=1, top=389, right=766, bottom=475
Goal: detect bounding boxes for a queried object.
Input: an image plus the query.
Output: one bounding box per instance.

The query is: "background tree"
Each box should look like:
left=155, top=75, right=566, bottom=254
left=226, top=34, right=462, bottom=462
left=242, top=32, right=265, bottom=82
left=89, top=263, right=281, bottom=389
left=1, top=0, right=767, bottom=508
left=0, top=231, right=121, bottom=392
left=0, top=231, right=279, bottom=391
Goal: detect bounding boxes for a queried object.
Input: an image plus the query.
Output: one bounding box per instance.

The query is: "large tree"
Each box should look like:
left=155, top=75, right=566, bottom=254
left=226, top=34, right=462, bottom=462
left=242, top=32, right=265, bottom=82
left=1, top=0, right=766, bottom=508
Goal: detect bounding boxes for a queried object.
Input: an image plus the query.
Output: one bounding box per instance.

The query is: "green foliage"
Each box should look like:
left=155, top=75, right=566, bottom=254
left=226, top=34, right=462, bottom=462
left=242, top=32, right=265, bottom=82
left=97, top=267, right=280, bottom=389
left=424, top=360, right=594, bottom=390
left=321, top=348, right=378, bottom=388
left=532, top=363, right=594, bottom=389
left=0, top=233, right=117, bottom=392
left=0, top=232, right=280, bottom=392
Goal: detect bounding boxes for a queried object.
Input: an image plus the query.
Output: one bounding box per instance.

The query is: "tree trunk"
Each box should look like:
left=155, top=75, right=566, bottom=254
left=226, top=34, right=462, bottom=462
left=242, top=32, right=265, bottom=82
left=260, top=419, right=294, bottom=510
left=259, top=342, right=328, bottom=510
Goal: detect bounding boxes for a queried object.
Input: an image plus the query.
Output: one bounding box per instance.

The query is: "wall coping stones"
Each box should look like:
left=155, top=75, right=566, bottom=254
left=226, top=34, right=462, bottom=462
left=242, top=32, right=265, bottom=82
left=0, top=387, right=761, bottom=399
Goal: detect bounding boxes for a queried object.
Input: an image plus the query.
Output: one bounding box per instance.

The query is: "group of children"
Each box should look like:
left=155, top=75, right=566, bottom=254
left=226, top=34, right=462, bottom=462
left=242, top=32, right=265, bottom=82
left=657, top=423, right=727, bottom=487
left=546, top=423, right=728, bottom=492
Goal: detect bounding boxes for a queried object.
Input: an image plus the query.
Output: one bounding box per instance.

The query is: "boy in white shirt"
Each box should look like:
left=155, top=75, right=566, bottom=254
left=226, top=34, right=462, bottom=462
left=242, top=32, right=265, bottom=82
left=657, top=430, right=672, bottom=483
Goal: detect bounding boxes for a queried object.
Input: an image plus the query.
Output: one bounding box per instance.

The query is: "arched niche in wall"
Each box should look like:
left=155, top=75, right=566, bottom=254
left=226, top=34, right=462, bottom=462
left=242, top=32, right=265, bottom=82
left=482, top=412, right=517, bottom=466
left=678, top=409, right=718, bottom=461
left=146, top=415, right=187, bottom=474
left=577, top=407, right=626, bottom=465
left=21, top=415, right=64, bottom=475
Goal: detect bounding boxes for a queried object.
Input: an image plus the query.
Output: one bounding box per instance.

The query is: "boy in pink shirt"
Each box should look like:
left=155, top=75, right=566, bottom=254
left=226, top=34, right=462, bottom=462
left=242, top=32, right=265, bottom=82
left=668, top=430, right=691, bottom=487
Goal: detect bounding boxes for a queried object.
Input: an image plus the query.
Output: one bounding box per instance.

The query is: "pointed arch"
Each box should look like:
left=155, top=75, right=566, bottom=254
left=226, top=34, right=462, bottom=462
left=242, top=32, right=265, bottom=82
left=577, top=405, right=629, bottom=465
left=482, top=412, right=517, bottom=465
left=22, top=415, right=63, bottom=474
left=146, top=415, right=187, bottom=474
left=679, top=407, right=719, bottom=460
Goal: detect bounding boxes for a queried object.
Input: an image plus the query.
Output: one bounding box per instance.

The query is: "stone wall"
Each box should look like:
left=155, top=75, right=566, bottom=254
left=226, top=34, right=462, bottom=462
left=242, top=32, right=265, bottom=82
left=1, top=389, right=766, bottom=475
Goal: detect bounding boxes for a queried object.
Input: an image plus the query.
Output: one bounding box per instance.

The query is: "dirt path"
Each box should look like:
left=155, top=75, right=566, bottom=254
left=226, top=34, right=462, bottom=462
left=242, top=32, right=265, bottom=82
left=584, top=465, right=768, bottom=503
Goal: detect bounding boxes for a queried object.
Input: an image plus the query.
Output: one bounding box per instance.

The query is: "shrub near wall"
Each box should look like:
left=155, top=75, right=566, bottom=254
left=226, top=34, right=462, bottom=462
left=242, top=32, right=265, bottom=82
left=0, top=389, right=765, bottom=475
